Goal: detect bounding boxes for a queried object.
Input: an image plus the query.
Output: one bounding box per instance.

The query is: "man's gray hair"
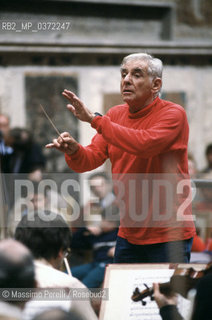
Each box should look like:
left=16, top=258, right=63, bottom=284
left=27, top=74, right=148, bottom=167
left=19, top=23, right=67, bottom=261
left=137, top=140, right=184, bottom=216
left=121, top=53, right=163, bottom=79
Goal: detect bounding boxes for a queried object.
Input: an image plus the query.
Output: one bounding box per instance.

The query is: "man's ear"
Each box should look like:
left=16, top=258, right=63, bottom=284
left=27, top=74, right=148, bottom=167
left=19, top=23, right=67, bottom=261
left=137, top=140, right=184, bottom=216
left=58, top=249, right=64, bottom=259
left=152, top=78, right=162, bottom=95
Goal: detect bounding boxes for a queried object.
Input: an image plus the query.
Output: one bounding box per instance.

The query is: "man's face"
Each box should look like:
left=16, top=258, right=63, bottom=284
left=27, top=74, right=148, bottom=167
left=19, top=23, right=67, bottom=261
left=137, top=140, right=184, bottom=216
left=90, top=176, right=110, bottom=200
left=0, top=115, right=10, bottom=137
left=120, top=59, right=160, bottom=112
left=31, top=193, right=47, bottom=210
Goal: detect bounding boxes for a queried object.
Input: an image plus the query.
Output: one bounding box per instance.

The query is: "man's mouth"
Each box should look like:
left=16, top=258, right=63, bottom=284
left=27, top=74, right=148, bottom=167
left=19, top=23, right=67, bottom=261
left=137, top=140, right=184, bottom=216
left=123, top=89, right=133, bottom=93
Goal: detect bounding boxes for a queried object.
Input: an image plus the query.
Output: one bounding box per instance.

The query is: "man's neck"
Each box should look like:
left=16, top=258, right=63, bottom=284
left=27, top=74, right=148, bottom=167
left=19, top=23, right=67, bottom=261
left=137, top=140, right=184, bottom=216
left=129, top=96, right=157, bottom=113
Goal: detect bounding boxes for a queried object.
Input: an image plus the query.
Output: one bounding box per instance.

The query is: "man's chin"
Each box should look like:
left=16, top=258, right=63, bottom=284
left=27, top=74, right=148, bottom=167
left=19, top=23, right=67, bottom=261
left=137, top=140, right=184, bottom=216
left=122, top=96, right=133, bottom=105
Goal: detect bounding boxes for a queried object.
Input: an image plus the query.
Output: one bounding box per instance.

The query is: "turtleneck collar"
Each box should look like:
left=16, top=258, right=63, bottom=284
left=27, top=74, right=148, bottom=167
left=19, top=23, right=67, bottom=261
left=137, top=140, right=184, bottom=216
left=128, top=96, right=160, bottom=119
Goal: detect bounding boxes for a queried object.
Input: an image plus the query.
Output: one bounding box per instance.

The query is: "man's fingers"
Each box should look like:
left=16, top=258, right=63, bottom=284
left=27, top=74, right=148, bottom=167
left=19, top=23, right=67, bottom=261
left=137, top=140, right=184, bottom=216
left=58, top=135, right=74, bottom=144
left=45, top=142, right=64, bottom=151
left=63, top=89, right=76, bottom=99
left=45, top=143, right=55, bottom=148
left=57, top=139, right=68, bottom=149
left=62, top=90, right=76, bottom=102
left=62, top=92, right=72, bottom=100
left=60, top=132, right=71, bottom=138
left=62, top=89, right=92, bottom=123
left=52, top=138, right=61, bottom=148
left=63, top=90, right=82, bottom=109
left=68, top=98, right=82, bottom=110
left=63, top=89, right=74, bottom=96
left=45, top=131, right=78, bottom=155
left=46, top=132, right=74, bottom=149
left=67, top=104, right=76, bottom=114
left=57, top=136, right=64, bottom=144
left=153, top=283, right=160, bottom=296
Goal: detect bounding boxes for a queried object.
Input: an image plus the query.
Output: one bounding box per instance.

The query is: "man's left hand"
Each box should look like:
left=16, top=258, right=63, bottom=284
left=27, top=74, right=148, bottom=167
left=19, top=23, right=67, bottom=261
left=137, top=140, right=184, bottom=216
left=153, top=283, right=178, bottom=309
left=62, top=89, right=95, bottom=123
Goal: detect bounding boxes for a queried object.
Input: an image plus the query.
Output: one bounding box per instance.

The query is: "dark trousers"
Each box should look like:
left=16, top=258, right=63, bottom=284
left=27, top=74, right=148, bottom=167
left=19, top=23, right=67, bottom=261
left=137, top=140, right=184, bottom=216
left=71, top=262, right=106, bottom=288
left=114, top=236, right=193, bottom=263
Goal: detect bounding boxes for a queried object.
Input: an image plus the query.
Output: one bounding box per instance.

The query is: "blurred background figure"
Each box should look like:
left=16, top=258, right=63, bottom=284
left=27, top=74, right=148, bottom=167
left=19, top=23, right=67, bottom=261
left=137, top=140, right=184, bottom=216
left=191, top=171, right=212, bottom=261
left=7, top=181, right=49, bottom=236
left=32, top=308, right=84, bottom=320
left=2, top=127, right=46, bottom=174
left=205, top=231, right=212, bottom=252
left=194, top=172, right=212, bottom=211
left=28, top=168, right=71, bottom=217
left=0, top=238, right=36, bottom=320
left=153, top=272, right=212, bottom=320
left=0, top=127, right=46, bottom=212
left=88, top=172, right=115, bottom=209
left=82, top=172, right=116, bottom=228
left=7, top=168, right=77, bottom=237
left=188, top=152, right=198, bottom=179
left=191, top=227, right=205, bottom=252
left=202, top=143, right=212, bottom=173
left=71, top=205, right=119, bottom=289
left=71, top=171, right=116, bottom=266
left=0, top=114, right=13, bottom=236
left=0, top=114, right=10, bottom=137
left=15, top=212, right=98, bottom=320
left=0, top=113, right=13, bottom=158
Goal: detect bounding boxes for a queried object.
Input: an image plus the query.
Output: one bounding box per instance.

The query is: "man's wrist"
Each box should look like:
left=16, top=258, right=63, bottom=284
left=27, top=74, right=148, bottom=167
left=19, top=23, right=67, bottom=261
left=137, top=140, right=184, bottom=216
left=89, top=112, right=102, bottom=123
left=66, top=145, right=79, bottom=156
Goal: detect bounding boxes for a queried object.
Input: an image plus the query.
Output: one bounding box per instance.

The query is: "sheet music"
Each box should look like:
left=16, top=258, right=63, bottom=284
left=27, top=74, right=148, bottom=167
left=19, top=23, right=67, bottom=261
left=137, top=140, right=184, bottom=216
left=102, top=268, right=192, bottom=320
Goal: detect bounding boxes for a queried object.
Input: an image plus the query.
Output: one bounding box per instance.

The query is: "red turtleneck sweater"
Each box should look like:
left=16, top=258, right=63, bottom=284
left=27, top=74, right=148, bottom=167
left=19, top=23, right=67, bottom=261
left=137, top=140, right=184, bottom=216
left=65, top=97, right=196, bottom=244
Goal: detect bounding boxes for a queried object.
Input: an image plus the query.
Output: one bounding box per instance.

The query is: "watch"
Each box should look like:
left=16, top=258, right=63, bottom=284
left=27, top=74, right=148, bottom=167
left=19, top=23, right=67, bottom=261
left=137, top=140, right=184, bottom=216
left=94, top=112, right=102, bottom=117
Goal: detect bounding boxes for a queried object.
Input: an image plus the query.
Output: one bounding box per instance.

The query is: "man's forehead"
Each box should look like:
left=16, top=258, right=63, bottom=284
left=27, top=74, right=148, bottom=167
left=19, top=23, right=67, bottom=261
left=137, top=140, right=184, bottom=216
left=121, top=59, right=148, bottom=72
left=90, top=176, right=106, bottom=184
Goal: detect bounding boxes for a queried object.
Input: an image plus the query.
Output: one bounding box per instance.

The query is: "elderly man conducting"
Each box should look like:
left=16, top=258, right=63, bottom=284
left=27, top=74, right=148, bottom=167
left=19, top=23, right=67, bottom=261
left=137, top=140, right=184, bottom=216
left=46, top=53, right=196, bottom=263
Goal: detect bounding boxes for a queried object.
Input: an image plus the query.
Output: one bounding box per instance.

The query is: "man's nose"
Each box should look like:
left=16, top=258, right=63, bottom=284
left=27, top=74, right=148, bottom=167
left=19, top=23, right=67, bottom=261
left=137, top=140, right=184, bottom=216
left=123, top=73, right=132, bottom=83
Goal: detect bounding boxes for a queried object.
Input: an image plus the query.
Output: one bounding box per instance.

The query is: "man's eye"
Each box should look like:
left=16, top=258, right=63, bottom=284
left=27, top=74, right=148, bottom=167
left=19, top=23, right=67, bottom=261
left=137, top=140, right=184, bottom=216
left=122, top=73, right=127, bottom=78
left=134, top=73, right=141, bottom=78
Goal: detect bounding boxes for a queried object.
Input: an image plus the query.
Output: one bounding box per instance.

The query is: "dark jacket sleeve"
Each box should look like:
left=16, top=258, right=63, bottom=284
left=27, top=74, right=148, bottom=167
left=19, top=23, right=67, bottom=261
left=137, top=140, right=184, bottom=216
left=160, top=305, right=184, bottom=320
left=71, top=227, right=93, bottom=250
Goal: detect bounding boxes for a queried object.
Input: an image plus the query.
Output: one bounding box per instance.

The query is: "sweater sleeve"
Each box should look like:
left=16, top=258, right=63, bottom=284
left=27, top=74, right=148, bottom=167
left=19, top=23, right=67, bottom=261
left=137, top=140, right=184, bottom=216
left=65, top=130, right=108, bottom=172
left=160, top=305, right=184, bottom=320
left=91, top=107, right=188, bottom=158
